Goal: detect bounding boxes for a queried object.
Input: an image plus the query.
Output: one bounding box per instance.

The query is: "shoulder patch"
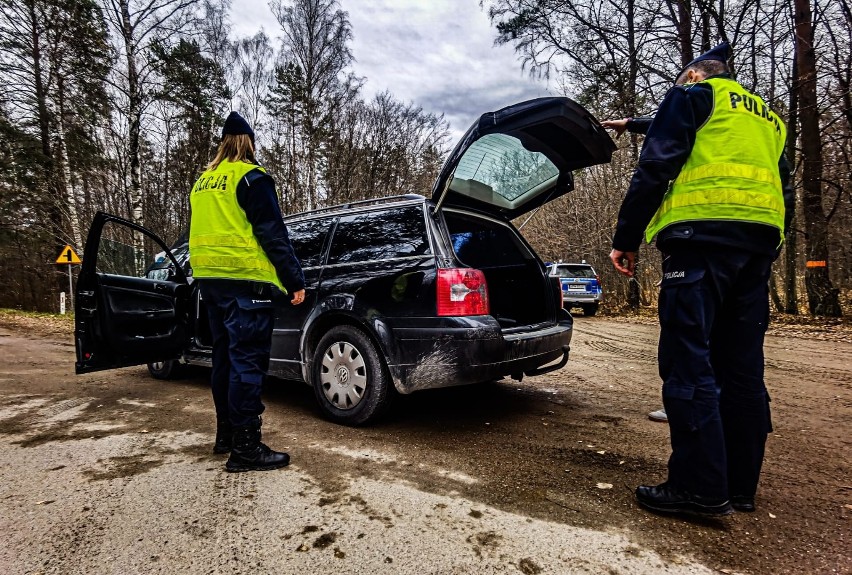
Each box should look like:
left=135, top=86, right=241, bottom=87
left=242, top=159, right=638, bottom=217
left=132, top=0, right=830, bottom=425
left=681, top=81, right=711, bottom=93
left=243, top=168, right=267, bottom=187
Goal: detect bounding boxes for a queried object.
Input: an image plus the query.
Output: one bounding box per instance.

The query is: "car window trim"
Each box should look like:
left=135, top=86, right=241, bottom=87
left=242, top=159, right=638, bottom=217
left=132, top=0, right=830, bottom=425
left=420, top=202, right=438, bottom=260
left=321, top=254, right=435, bottom=270
left=284, top=199, right=426, bottom=224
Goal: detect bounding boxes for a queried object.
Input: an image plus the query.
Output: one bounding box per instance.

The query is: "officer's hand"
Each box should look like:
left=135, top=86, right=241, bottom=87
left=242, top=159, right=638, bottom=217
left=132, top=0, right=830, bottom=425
left=291, top=289, right=306, bottom=305
left=601, top=118, right=629, bottom=138
left=610, top=249, right=636, bottom=277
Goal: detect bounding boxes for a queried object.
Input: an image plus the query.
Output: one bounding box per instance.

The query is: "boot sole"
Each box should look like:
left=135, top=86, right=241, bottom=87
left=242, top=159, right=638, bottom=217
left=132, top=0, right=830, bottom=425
left=637, top=498, right=733, bottom=517
left=225, top=460, right=289, bottom=473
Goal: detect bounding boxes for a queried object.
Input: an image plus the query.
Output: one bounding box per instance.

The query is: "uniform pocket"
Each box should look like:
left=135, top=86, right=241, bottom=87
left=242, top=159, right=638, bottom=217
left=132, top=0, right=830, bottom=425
left=235, top=294, right=275, bottom=311
left=658, top=254, right=709, bottom=400
left=233, top=295, right=274, bottom=344
left=658, top=255, right=707, bottom=330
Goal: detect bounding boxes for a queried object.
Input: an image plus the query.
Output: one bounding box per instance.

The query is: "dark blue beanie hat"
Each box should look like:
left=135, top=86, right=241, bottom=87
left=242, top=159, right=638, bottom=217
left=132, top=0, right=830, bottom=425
left=679, top=41, right=731, bottom=78
left=222, top=111, right=254, bottom=144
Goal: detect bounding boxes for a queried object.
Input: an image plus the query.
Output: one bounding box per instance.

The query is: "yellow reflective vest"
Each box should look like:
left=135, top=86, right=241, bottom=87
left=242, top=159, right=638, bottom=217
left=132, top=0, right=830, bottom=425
left=644, top=77, right=787, bottom=244
left=189, top=159, right=286, bottom=293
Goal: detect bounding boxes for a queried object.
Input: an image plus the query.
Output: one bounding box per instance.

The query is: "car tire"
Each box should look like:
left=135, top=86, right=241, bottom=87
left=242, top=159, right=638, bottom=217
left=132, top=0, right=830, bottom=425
left=583, top=303, right=599, bottom=317
left=312, top=325, right=393, bottom=426
left=147, top=360, right=183, bottom=380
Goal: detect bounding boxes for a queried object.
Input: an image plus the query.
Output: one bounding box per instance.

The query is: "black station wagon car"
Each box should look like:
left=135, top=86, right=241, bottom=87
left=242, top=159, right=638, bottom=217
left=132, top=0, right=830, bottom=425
left=75, top=97, right=615, bottom=425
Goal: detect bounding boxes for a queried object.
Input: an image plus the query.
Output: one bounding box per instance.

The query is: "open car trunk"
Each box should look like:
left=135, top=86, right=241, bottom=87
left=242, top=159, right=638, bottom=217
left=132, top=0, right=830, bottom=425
left=443, top=209, right=554, bottom=329
left=432, top=97, right=615, bottom=221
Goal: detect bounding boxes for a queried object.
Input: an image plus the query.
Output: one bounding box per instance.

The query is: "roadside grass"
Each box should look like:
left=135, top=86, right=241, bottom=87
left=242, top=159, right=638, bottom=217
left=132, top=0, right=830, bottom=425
left=604, top=303, right=852, bottom=343
left=0, top=308, right=74, bottom=338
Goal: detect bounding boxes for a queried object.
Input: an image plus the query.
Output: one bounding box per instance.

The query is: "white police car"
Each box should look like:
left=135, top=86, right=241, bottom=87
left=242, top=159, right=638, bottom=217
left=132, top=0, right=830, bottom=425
left=547, top=261, right=602, bottom=316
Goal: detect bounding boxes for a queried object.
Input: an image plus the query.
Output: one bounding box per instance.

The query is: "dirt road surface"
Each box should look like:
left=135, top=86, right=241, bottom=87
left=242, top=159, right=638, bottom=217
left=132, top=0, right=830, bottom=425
left=0, top=314, right=849, bottom=574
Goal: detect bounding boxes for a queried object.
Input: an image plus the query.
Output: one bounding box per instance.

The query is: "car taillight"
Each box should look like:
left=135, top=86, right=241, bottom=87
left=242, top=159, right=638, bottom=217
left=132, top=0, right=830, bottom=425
left=437, top=268, right=489, bottom=316
left=553, top=278, right=564, bottom=308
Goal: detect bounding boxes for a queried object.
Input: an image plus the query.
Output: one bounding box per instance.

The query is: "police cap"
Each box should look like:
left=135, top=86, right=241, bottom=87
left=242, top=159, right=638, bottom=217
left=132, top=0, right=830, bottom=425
left=222, top=111, right=255, bottom=144
left=678, top=41, right=731, bottom=78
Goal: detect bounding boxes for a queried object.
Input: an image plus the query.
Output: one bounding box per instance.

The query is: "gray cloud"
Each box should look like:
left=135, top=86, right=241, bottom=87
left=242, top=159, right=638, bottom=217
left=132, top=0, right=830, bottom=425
left=231, top=0, right=552, bottom=140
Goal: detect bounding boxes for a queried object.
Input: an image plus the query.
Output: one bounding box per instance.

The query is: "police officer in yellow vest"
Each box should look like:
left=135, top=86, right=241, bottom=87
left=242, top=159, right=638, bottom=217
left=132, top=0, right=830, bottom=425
left=609, top=43, right=793, bottom=515
left=190, top=111, right=305, bottom=472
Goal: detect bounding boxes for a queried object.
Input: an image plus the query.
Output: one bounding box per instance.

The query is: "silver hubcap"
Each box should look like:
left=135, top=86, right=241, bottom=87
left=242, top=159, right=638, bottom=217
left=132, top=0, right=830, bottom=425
left=320, top=341, right=367, bottom=410
left=151, top=361, right=166, bottom=371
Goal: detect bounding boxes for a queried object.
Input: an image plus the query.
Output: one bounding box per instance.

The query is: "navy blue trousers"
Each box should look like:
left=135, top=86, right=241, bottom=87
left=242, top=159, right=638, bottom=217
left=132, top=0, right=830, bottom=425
left=658, top=249, right=774, bottom=500
left=199, top=280, right=275, bottom=428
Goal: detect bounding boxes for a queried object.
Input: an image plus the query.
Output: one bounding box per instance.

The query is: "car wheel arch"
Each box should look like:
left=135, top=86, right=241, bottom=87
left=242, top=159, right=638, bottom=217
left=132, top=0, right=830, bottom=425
left=300, top=311, right=394, bottom=382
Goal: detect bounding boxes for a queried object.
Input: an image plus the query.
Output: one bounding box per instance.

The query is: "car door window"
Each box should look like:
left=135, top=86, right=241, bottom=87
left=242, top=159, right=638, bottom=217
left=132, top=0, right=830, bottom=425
left=288, top=218, right=334, bottom=268
left=96, top=220, right=157, bottom=277
left=326, top=206, right=430, bottom=265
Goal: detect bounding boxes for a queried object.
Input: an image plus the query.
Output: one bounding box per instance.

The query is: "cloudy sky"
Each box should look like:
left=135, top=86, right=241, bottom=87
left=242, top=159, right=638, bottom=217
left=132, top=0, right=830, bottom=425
left=230, top=0, right=553, bottom=139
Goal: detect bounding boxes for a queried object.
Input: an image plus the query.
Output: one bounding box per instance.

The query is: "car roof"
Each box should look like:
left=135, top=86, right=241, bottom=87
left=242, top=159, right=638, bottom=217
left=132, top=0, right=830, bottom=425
left=283, top=194, right=428, bottom=223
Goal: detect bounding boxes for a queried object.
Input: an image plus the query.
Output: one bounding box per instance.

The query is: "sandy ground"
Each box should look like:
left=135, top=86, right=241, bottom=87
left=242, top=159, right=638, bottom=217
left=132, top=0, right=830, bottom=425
left=0, top=314, right=849, bottom=575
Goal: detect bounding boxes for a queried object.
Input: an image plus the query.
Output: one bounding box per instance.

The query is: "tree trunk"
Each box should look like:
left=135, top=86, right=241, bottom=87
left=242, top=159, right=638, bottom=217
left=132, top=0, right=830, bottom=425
left=769, top=273, right=784, bottom=312
left=676, top=0, right=694, bottom=67
left=55, top=77, right=82, bottom=250
left=625, top=0, right=640, bottom=311
left=27, top=0, right=66, bottom=301
left=784, top=46, right=799, bottom=314
left=28, top=0, right=50, bottom=165
left=793, top=0, right=842, bottom=316
left=120, top=0, right=146, bottom=274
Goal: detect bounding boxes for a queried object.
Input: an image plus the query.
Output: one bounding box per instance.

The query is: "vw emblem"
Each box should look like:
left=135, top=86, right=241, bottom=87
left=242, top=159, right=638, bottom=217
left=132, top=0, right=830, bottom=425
left=337, top=366, right=350, bottom=385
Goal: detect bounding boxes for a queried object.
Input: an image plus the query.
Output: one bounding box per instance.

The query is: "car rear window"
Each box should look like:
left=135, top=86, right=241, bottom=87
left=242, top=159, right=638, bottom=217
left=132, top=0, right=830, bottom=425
left=553, top=265, right=596, bottom=279
left=451, top=133, right=559, bottom=205
left=326, top=206, right=430, bottom=265
left=288, top=218, right=334, bottom=268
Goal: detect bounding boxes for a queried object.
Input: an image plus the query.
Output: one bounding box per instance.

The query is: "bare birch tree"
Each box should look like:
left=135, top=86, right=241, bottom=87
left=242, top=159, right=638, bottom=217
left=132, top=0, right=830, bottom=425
left=102, top=0, right=199, bottom=271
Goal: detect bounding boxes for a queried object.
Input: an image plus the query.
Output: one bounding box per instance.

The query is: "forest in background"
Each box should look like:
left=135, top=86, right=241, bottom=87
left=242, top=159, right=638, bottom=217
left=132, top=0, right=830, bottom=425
left=0, top=0, right=849, bottom=317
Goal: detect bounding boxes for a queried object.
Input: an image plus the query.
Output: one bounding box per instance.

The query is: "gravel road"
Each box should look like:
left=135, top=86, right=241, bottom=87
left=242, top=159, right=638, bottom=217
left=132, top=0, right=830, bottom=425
left=0, top=314, right=849, bottom=574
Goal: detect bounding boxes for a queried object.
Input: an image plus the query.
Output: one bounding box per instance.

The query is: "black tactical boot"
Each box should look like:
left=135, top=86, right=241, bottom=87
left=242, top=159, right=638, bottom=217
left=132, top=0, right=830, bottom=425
left=636, top=482, right=732, bottom=516
left=731, top=495, right=756, bottom=512
left=225, top=423, right=289, bottom=472
left=213, top=423, right=232, bottom=454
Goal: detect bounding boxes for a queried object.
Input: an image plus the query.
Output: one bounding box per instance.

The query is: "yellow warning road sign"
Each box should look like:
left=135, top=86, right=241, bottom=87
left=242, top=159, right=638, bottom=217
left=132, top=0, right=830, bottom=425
left=55, top=245, right=82, bottom=264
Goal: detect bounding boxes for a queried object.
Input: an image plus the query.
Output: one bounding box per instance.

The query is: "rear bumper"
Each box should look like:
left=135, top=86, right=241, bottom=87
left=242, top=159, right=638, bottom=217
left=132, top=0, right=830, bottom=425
left=379, top=312, right=573, bottom=394
left=562, top=291, right=602, bottom=304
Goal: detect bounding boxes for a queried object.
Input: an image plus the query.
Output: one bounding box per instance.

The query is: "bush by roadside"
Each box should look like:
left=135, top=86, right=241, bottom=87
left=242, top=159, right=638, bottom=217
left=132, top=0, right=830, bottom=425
left=0, top=308, right=74, bottom=339
left=604, top=306, right=852, bottom=343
